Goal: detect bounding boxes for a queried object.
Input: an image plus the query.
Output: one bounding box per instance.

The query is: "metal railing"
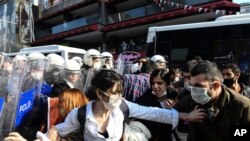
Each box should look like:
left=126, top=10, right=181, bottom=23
left=108, top=0, right=216, bottom=24
left=36, top=13, right=99, bottom=39
left=42, top=0, right=91, bottom=16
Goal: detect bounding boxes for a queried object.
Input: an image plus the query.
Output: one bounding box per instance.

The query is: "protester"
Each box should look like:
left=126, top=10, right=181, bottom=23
left=14, top=88, right=89, bottom=141
left=136, top=69, right=179, bottom=141
left=51, top=69, right=205, bottom=141
left=178, top=60, right=199, bottom=100
left=174, top=60, right=250, bottom=141
left=124, top=62, right=152, bottom=102
left=221, top=63, right=250, bottom=98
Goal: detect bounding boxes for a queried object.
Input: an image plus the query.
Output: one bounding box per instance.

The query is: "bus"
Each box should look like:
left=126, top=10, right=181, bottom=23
left=146, top=13, right=250, bottom=72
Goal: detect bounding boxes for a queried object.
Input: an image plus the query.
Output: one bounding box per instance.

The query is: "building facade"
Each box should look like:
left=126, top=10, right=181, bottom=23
left=32, top=0, right=239, bottom=57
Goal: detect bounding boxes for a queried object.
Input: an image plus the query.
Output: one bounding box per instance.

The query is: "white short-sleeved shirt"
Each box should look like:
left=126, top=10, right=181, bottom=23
left=56, top=99, right=179, bottom=141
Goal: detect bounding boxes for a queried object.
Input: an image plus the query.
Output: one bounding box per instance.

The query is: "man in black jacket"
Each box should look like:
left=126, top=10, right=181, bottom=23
left=221, top=63, right=250, bottom=98
left=174, top=60, right=250, bottom=141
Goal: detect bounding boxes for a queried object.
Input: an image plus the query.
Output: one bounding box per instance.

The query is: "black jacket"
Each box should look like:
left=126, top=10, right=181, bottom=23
left=51, top=80, right=71, bottom=97
left=174, top=86, right=250, bottom=141
left=135, top=88, right=178, bottom=141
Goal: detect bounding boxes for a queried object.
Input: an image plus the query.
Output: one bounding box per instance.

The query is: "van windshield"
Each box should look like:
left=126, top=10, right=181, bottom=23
left=69, top=53, right=84, bottom=59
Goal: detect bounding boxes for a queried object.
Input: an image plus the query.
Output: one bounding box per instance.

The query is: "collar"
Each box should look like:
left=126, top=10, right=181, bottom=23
left=213, top=86, right=230, bottom=109
left=152, top=90, right=167, bottom=98
left=86, top=101, right=96, bottom=123
left=65, top=79, right=74, bottom=88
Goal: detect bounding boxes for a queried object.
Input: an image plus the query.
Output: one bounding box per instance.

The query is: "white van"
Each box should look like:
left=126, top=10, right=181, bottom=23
left=4, top=45, right=86, bottom=61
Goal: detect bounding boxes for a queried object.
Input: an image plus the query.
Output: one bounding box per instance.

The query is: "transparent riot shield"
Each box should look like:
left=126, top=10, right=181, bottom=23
left=63, top=67, right=83, bottom=91
left=44, top=63, right=64, bottom=86
left=115, top=54, right=125, bottom=75
left=83, top=68, right=95, bottom=93
left=114, top=54, right=133, bottom=75
left=0, top=57, right=27, bottom=139
left=12, top=57, right=47, bottom=139
left=101, top=57, right=114, bottom=69
left=0, top=53, right=3, bottom=69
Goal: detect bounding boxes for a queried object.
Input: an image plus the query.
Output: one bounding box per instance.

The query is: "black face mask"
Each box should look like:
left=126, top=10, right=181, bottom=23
left=223, top=77, right=236, bottom=87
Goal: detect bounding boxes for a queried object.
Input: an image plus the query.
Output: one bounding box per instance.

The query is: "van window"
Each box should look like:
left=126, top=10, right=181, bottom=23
left=68, top=53, right=84, bottom=59
left=42, top=52, right=61, bottom=57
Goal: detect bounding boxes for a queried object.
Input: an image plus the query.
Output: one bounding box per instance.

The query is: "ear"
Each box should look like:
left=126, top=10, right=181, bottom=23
left=235, top=73, right=240, bottom=79
left=212, top=81, right=221, bottom=89
left=96, top=88, right=102, bottom=98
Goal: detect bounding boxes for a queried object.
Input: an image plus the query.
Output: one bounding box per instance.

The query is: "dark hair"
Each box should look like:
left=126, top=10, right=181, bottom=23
left=150, top=69, right=171, bottom=85
left=182, top=60, right=199, bottom=73
left=89, top=69, right=124, bottom=100
left=221, top=63, right=241, bottom=74
left=191, top=60, right=223, bottom=82
left=140, top=62, right=153, bottom=74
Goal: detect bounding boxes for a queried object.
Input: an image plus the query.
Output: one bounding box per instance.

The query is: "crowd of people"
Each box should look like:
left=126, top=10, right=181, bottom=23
left=0, top=50, right=250, bottom=141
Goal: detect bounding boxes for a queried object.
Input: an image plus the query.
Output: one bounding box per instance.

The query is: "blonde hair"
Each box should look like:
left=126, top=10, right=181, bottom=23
left=58, top=88, right=89, bottom=117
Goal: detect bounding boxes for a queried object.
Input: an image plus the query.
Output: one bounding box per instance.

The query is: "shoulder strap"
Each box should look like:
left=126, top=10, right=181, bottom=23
left=77, top=105, right=87, bottom=133
left=120, top=99, right=130, bottom=123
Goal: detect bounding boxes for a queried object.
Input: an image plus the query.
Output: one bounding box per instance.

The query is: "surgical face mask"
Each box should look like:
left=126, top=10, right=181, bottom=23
left=184, top=82, right=192, bottom=91
left=223, top=77, right=236, bottom=87
left=152, top=90, right=167, bottom=98
left=93, top=62, right=101, bottom=71
left=31, top=71, right=43, bottom=80
left=191, top=87, right=211, bottom=105
left=101, top=91, right=122, bottom=110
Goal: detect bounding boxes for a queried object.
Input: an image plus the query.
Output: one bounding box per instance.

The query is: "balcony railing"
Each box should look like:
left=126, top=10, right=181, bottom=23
left=108, top=0, right=216, bottom=24
left=42, top=0, right=93, bottom=17
left=36, top=14, right=99, bottom=39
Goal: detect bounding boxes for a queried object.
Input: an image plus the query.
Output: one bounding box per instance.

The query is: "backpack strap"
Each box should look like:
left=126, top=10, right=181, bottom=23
left=77, top=100, right=129, bottom=134
left=120, top=99, right=130, bottom=123
left=77, top=105, right=87, bottom=134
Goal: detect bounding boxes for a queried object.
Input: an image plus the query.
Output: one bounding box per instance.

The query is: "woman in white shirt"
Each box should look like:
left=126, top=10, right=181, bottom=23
left=55, top=69, right=206, bottom=141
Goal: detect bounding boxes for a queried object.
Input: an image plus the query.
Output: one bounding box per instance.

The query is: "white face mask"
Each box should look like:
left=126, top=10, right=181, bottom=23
left=191, top=87, right=211, bottom=105
left=152, top=90, right=167, bottom=98
left=101, top=91, right=122, bottom=110
left=31, top=72, right=43, bottom=80
left=93, top=62, right=101, bottom=71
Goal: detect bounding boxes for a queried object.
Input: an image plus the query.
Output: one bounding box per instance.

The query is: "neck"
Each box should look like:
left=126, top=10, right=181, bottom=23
left=210, top=86, right=222, bottom=106
left=230, top=82, right=241, bottom=92
left=93, top=100, right=110, bottom=118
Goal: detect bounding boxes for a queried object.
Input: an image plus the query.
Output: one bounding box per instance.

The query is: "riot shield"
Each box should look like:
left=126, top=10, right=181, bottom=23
left=115, top=53, right=125, bottom=75
left=44, top=63, right=64, bottom=86
left=0, top=53, right=3, bottom=69
left=12, top=57, right=48, bottom=140
left=63, top=64, right=83, bottom=91
left=21, top=58, right=46, bottom=93
left=114, top=54, right=133, bottom=75
left=83, top=68, right=95, bottom=93
left=0, top=57, right=27, bottom=139
left=101, top=57, right=114, bottom=69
